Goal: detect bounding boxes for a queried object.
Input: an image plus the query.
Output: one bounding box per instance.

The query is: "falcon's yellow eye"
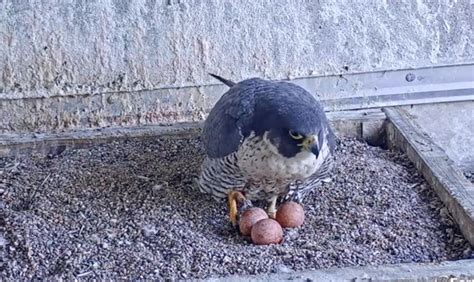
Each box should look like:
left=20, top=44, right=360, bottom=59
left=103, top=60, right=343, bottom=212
left=289, top=130, right=304, bottom=140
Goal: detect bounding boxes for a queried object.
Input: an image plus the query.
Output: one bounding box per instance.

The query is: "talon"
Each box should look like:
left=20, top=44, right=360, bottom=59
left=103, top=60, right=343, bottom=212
left=268, top=210, right=276, bottom=219
left=227, top=191, right=246, bottom=227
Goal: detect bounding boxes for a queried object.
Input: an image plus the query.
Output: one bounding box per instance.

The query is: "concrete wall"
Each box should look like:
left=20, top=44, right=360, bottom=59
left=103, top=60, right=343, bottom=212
left=1, top=0, right=473, bottom=132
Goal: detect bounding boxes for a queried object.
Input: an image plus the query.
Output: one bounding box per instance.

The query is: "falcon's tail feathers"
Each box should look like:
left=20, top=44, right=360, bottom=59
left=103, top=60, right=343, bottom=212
left=209, top=73, right=236, bottom=87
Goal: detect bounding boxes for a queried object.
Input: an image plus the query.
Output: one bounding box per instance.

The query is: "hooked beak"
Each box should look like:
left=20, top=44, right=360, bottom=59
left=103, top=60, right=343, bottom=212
left=299, top=136, right=319, bottom=156
left=310, top=145, right=319, bottom=156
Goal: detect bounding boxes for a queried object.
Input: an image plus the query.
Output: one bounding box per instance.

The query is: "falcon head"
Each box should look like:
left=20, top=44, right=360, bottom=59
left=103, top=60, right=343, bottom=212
left=249, top=81, right=331, bottom=159
left=205, top=73, right=335, bottom=160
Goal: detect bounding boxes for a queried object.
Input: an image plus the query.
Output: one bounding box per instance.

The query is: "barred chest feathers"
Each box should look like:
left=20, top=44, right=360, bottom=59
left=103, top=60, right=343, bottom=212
left=236, top=132, right=325, bottom=184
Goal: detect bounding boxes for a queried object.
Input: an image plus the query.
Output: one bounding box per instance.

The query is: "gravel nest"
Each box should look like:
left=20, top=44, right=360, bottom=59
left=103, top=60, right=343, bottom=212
left=0, top=135, right=471, bottom=280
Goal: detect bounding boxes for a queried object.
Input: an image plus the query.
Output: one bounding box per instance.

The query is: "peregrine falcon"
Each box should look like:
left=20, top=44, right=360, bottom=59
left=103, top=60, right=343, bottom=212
left=198, top=74, right=336, bottom=226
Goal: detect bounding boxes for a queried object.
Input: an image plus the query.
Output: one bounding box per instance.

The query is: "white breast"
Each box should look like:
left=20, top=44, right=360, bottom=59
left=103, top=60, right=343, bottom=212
left=236, top=132, right=328, bottom=183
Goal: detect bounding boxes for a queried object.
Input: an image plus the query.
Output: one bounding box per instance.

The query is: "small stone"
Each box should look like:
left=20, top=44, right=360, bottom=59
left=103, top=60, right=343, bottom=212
left=153, top=182, right=168, bottom=192
left=0, top=235, right=6, bottom=247
left=153, top=184, right=163, bottom=191
left=222, top=256, right=231, bottom=263
left=271, top=264, right=294, bottom=273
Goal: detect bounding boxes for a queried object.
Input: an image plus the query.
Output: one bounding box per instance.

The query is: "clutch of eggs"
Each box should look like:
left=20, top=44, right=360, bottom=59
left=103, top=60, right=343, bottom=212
left=238, top=201, right=305, bottom=245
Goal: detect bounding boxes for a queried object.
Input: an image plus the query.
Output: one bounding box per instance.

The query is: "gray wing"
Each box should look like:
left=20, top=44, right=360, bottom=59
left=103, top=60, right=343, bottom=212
left=201, top=78, right=262, bottom=158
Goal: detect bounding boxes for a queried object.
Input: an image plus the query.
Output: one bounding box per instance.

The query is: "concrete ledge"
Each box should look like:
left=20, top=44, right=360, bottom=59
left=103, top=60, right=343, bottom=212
left=203, top=259, right=474, bottom=282
left=0, top=109, right=385, bottom=157
left=384, top=107, right=474, bottom=246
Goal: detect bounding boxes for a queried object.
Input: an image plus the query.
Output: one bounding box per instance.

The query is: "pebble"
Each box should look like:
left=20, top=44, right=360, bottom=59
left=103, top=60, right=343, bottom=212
left=271, top=264, right=293, bottom=273
left=0, top=235, right=6, bottom=247
left=141, top=225, right=158, bottom=238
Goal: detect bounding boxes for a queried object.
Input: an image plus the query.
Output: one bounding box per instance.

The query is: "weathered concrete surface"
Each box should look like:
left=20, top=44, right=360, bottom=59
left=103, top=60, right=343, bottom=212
left=1, top=1, right=473, bottom=133
left=204, top=259, right=474, bottom=282
left=0, top=86, right=214, bottom=132
left=1, top=64, right=473, bottom=133
left=1, top=0, right=473, bottom=97
left=385, top=107, right=474, bottom=247
left=401, top=101, right=474, bottom=172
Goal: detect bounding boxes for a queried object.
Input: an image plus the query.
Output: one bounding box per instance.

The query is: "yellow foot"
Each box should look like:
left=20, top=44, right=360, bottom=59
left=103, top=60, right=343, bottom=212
left=267, top=210, right=276, bottom=219
left=267, top=195, right=278, bottom=219
left=227, top=190, right=246, bottom=227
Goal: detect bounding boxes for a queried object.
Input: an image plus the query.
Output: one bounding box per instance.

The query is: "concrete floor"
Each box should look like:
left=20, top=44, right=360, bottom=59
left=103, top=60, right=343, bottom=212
left=207, top=259, right=474, bottom=281
left=401, top=101, right=474, bottom=173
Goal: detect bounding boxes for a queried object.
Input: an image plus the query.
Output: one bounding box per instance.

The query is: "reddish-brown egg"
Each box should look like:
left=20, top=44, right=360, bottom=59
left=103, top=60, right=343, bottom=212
left=239, top=207, right=268, bottom=236
left=250, top=218, right=283, bottom=245
left=276, top=201, right=305, bottom=228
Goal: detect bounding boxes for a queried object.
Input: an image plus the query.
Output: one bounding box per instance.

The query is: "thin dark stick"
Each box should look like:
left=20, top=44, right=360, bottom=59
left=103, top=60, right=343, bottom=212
left=24, top=173, right=51, bottom=210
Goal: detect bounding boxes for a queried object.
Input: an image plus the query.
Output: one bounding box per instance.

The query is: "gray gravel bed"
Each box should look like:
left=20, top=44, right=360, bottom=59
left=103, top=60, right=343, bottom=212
left=0, top=135, right=471, bottom=280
